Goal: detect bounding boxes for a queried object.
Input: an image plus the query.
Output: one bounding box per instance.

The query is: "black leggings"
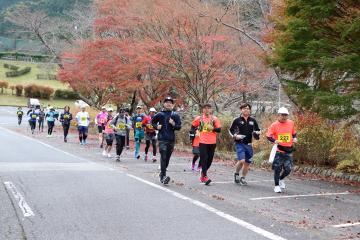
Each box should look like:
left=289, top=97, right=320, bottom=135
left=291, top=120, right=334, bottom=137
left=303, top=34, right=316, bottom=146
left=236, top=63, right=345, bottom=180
left=192, top=154, right=199, bottom=165
left=159, top=141, right=175, bottom=177
left=145, top=139, right=157, bottom=156
left=47, top=121, right=54, bottom=135
left=115, top=135, right=126, bottom=156
left=29, top=121, right=36, bottom=131
left=199, top=143, right=216, bottom=176
left=63, top=124, right=70, bottom=139
left=18, top=116, right=22, bottom=125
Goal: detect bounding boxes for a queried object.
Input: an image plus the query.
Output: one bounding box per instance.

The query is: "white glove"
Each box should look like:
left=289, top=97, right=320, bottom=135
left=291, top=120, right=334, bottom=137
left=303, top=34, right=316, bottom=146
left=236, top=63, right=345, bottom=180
left=235, top=134, right=246, bottom=140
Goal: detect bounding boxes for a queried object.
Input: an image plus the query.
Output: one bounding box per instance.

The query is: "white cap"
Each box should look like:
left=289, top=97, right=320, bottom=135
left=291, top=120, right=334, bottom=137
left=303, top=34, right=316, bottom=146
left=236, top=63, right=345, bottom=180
left=136, top=105, right=142, bottom=109
left=107, top=108, right=113, bottom=112
left=278, top=107, right=289, bottom=115
left=149, top=107, right=157, bottom=112
left=101, top=106, right=107, bottom=110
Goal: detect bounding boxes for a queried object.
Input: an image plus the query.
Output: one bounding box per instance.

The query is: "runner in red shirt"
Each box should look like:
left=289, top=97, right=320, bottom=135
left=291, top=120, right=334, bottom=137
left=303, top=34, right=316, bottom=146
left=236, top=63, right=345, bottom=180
left=267, top=107, right=298, bottom=193
left=143, top=107, right=158, bottom=162
left=192, top=103, right=221, bottom=185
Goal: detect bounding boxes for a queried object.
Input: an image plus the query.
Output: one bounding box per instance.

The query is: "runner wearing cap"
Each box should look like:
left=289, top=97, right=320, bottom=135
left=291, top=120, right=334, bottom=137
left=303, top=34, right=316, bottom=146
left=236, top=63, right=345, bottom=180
left=111, top=108, right=132, bottom=161
left=151, top=96, right=182, bottom=185
left=192, top=103, right=221, bottom=185
left=229, top=103, right=260, bottom=185
left=267, top=107, right=297, bottom=193
left=95, top=107, right=108, bottom=148
left=75, top=106, right=91, bottom=145
left=143, top=107, right=158, bottom=162
left=132, top=105, right=146, bottom=159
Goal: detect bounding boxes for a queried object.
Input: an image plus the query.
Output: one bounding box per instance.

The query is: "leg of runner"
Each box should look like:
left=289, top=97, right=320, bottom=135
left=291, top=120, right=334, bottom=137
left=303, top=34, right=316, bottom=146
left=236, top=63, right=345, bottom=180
left=192, top=154, right=199, bottom=171
left=158, top=141, right=171, bottom=184
left=63, top=124, right=69, bottom=142
left=78, top=127, right=83, bottom=144
left=273, top=152, right=283, bottom=193
left=152, top=139, right=157, bottom=162
left=199, top=143, right=213, bottom=185
left=18, top=116, right=22, bottom=125
left=144, top=139, right=150, bottom=161
left=115, top=135, right=125, bottom=161
left=125, top=128, right=130, bottom=149
left=83, top=127, right=88, bottom=144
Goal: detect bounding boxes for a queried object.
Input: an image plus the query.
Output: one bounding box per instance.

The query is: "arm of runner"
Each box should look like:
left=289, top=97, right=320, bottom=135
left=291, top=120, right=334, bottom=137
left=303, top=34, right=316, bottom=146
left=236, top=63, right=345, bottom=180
left=266, top=124, right=279, bottom=144
left=228, top=118, right=237, bottom=138
left=151, top=113, right=160, bottom=130
left=213, top=117, right=221, bottom=133
left=172, top=113, right=181, bottom=130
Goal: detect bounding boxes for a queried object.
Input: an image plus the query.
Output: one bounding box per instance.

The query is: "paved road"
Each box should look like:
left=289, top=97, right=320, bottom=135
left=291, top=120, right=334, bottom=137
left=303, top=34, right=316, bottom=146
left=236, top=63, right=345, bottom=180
left=0, top=106, right=359, bottom=240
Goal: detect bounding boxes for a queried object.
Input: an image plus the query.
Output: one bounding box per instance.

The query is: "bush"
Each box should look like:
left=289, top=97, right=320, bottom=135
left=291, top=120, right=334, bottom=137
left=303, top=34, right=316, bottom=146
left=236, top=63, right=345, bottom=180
left=36, top=74, right=57, bottom=80
left=3, top=63, right=19, bottom=71
left=54, top=89, right=79, bottom=99
left=0, top=81, right=9, bottom=94
left=336, top=149, right=360, bottom=174
left=5, top=67, right=31, bottom=77
left=24, top=84, right=54, bottom=100
left=15, top=85, right=23, bottom=96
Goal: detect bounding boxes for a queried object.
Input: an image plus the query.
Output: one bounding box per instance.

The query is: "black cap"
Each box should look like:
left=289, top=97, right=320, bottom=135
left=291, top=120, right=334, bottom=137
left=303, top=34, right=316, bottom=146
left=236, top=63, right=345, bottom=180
left=163, top=96, right=174, bottom=103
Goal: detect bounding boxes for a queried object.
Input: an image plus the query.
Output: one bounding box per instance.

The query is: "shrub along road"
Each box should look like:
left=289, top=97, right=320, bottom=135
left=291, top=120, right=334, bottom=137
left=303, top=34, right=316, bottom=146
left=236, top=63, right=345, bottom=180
left=0, top=106, right=359, bottom=240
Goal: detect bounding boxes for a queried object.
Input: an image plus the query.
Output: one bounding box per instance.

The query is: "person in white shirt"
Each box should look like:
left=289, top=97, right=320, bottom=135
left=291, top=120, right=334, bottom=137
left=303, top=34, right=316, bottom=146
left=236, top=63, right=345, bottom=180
left=75, top=106, right=91, bottom=145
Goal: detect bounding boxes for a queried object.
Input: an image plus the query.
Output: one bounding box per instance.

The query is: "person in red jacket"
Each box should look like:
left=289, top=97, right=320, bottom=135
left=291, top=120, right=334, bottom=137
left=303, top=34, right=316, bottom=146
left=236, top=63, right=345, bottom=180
left=143, top=107, right=158, bottom=162
left=192, top=103, right=221, bottom=185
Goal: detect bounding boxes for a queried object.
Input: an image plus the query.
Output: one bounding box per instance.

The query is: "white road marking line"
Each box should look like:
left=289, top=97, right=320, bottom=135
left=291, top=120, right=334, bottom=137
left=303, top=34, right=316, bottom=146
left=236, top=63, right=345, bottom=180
left=250, top=192, right=353, bottom=200
left=211, top=180, right=274, bottom=184
left=0, top=127, right=116, bottom=172
left=0, top=162, right=110, bottom=172
left=332, top=222, right=360, bottom=228
left=126, top=174, right=287, bottom=240
left=4, top=181, right=35, bottom=217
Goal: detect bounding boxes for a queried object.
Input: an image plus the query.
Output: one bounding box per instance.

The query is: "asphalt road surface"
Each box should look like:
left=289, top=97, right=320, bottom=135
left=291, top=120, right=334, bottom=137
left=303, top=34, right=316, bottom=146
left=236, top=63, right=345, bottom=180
left=0, top=106, right=359, bottom=240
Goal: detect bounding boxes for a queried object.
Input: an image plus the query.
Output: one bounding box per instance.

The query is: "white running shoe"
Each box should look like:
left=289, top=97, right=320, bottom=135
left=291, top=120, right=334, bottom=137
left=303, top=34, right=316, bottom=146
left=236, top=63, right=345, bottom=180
left=107, top=153, right=111, bottom=158
left=274, top=186, right=282, bottom=193
left=102, top=150, right=107, bottom=156
left=279, top=180, right=286, bottom=189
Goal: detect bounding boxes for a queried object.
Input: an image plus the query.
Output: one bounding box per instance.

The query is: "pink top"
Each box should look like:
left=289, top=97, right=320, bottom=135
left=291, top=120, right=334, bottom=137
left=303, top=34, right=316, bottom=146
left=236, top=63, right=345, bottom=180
left=96, top=112, right=108, bottom=126
left=104, top=119, right=114, bottom=134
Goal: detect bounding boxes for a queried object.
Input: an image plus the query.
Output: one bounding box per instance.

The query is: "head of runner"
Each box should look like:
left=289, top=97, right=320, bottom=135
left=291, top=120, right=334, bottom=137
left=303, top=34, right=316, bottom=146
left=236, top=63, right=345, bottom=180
left=202, top=103, right=212, bottom=116
left=64, top=106, right=70, bottom=112
left=136, top=106, right=142, bottom=114
left=163, top=97, right=174, bottom=110
left=149, top=107, right=157, bottom=116
left=240, top=103, right=251, bottom=117
left=278, top=107, right=289, bottom=123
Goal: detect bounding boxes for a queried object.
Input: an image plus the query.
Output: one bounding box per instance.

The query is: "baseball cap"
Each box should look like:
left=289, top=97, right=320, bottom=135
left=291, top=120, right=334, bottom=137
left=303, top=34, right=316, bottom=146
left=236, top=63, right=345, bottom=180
left=149, top=107, right=157, bottom=112
left=163, top=96, right=174, bottom=103
left=278, top=107, right=289, bottom=115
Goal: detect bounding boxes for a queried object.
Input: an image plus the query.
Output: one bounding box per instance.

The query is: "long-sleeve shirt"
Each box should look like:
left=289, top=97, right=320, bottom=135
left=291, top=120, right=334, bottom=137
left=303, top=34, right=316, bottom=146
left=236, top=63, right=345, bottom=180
left=151, top=110, right=181, bottom=142
left=110, top=114, right=131, bottom=136
left=229, top=116, right=260, bottom=144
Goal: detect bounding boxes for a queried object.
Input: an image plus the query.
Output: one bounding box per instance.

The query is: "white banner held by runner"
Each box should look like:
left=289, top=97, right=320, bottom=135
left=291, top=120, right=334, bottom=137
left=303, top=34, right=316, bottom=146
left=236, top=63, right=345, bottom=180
left=268, top=144, right=278, bottom=163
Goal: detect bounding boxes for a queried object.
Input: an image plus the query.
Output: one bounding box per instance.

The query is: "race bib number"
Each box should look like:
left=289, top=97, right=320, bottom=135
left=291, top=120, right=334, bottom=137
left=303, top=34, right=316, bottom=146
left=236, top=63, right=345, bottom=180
left=81, top=117, right=86, bottom=121
left=117, top=123, right=126, bottom=130
left=100, top=118, right=106, bottom=124
left=31, top=114, right=36, bottom=119
left=278, top=133, right=291, bottom=143
left=17, top=112, right=22, bottom=116
left=147, top=124, right=153, bottom=129
left=135, top=122, right=142, bottom=128
left=201, top=123, right=212, bottom=132
left=64, top=114, right=69, bottom=119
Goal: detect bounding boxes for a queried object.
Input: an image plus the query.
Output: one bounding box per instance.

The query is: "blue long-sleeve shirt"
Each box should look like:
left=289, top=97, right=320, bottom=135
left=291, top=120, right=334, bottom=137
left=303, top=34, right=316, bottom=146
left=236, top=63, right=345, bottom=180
left=152, top=110, right=181, bottom=142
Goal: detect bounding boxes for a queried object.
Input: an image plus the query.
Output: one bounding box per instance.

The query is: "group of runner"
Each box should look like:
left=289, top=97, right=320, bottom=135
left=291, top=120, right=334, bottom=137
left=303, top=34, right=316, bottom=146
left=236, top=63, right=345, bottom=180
left=16, top=97, right=297, bottom=193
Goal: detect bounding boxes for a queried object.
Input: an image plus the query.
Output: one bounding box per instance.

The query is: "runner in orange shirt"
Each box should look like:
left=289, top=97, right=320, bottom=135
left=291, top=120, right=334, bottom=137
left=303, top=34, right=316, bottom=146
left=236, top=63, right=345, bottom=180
left=266, top=107, right=298, bottom=193
left=192, top=103, right=221, bottom=185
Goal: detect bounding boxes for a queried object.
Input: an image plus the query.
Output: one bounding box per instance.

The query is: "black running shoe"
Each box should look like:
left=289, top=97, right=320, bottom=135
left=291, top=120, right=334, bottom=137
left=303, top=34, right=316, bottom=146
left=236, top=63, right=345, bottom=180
left=239, top=177, right=247, bottom=185
left=234, top=173, right=240, bottom=184
left=163, top=176, right=170, bottom=185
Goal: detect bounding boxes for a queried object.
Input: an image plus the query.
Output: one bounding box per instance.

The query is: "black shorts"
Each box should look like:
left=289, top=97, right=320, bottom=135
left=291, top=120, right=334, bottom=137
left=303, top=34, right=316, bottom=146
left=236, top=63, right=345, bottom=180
left=98, top=125, right=105, bottom=133
left=105, top=138, right=114, bottom=146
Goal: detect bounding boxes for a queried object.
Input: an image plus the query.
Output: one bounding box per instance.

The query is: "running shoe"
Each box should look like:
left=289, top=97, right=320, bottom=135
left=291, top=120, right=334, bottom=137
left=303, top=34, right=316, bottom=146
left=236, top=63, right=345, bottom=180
left=239, top=177, right=247, bottom=186
left=102, top=150, right=107, bottom=156
left=279, top=180, right=286, bottom=189
left=144, top=155, right=148, bottom=162
left=274, top=186, right=282, bottom=193
left=234, top=173, right=240, bottom=184
left=152, top=156, right=157, bottom=163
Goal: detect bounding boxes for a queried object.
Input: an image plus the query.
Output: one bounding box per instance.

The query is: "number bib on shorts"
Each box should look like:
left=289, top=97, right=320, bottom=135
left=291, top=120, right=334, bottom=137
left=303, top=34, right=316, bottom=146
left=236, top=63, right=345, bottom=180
left=278, top=133, right=291, bottom=143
